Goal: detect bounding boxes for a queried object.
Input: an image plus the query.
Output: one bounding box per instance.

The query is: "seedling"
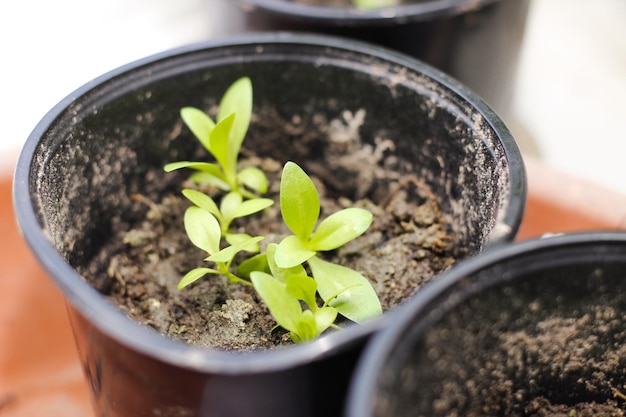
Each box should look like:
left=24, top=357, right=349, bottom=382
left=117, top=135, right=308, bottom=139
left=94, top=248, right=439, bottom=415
left=167, top=77, right=382, bottom=343
left=164, top=77, right=268, bottom=199
left=177, top=204, right=264, bottom=288
left=274, top=161, right=381, bottom=324
left=352, top=0, right=400, bottom=9
left=182, top=188, right=273, bottom=246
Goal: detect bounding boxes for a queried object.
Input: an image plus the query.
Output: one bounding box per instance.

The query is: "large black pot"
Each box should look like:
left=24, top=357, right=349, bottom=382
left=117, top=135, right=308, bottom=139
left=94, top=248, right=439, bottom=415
left=13, top=33, right=525, bottom=417
left=347, top=232, right=626, bottom=417
left=209, top=0, right=530, bottom=115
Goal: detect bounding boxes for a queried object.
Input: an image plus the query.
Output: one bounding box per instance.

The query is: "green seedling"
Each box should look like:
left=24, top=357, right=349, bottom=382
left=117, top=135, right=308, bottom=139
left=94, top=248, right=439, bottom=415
left=167, top=78, right=382, bottom=343
left=274, top=161, right=382, bottom=323
left=182, top=188, right=273, bottom=247
left=275, top=162, right=372, bottom=267
left=177, top=205, right=264, bottom=289
left=164, top=77, right=268, bottom=199
left=352, top=0, right=400, bottom=9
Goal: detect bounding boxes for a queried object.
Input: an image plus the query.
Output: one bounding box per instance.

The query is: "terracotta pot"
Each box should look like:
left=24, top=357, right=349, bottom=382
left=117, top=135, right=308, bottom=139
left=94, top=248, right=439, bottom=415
left=209, top=0, right=530, bottom=115
left=347, top=232, right=626, bottom=416
left=13, top=33, right=525, bottom=417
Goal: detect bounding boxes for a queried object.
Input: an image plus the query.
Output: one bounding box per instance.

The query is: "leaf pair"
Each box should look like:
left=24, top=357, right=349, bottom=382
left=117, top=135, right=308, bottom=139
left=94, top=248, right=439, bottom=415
left=177, top=198, right=267, bottom=289
left=275, top=161, right=373, bottom=268
left=182, top=188, right=273, bottom=239
left=164, top=77, right=267, bottom=197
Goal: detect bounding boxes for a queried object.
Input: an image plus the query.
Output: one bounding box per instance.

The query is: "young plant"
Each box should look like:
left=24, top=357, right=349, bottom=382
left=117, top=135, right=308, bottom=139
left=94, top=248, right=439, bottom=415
left=164, top=77, right=268, bottom=199
left=166, top=77, right=274, bottom=291
left=177, top=204, right=264, bottom=289
left=168, top=78, right=382, bottom=343
left=182, top=188, right=273, bottom=248
left=274, top=161, right=382, bottom=324
left=352, top=0, right=400, bottom=9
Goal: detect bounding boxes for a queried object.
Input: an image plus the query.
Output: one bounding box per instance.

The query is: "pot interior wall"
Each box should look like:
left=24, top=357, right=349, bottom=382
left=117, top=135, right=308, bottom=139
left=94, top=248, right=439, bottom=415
left=374, top=243, right=626, bottom=416
left=29, top=42, right=511, bottom=271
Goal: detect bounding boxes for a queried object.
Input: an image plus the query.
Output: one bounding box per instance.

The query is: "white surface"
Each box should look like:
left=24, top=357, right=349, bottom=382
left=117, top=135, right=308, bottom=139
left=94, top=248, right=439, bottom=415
left=2, top=0, right=626, bottom=195
left=0, top=0, right=212, bottom=173
left=511, top=0, right=626, bottom=195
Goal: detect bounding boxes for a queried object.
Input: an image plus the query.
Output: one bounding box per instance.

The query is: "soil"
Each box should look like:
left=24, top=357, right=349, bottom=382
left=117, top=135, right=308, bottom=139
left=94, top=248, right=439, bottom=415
left=524, top=397, right=625, bottom=417
left=380, top=274, right=626, bottom=417
left=492, top=306, right=626, bottom=417
left=81, top=108, right=456, bottom=351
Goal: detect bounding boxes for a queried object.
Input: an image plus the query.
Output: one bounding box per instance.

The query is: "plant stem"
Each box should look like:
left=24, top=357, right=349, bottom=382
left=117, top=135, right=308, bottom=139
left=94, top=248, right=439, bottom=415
left=224, top=270, right=253, bottom=287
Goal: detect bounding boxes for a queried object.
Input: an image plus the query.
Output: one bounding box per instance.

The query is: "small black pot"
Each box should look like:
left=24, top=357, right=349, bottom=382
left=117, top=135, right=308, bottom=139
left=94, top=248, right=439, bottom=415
left=13, top=33, right=524, bottom=417
left=210, top=0, right=530, bottom=115
left=347, top=232, right=626, bottom=417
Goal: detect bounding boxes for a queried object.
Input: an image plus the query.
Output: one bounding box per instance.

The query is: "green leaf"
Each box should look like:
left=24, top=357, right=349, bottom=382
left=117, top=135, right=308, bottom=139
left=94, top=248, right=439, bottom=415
left=237, top=253, right=269, bottom=278
left=184, top=206, right=221, bottom=255
left=314, top=306, right=338, bottom=335
left=233, top=198, right=274, bottom=220
left=207, top=236, right=264, bottom=263
left=352, top=0, right=399, bottom=9
left=220, top=191, right=243, bottom=225
left=180, top=107, right=215, bottom=152
left=209, top=113, right=236, bottom=177
left=189, top=172, right=231, bottom=191
left=280, top=161, right=320, bottom=240
left=308, top=256, right=382, bottom=323
left=309, top=208, right=372, bottom=251
left=178, top=267, right=219, bottom=290
left=266, top=243, right=307, bottom=283
left=163, top=161, right=221, bottom=173
left=163, top=161, right=220, bottom=175
left=182, top=189, right=222, bottom=221
left=294, top=310, right=318, bottom=342
left=165, top=161, right=230, bottom=190
left=285, top=274, right=318, bottom=311
left=275, top=235, right=316, bottom=269
left=251, top=271, right=301, bottom=335
left=218, top=77, right=252, bottom=165
left=238, top=166, right=269, bottom=194
left=225, top=233, right=261, bottom=253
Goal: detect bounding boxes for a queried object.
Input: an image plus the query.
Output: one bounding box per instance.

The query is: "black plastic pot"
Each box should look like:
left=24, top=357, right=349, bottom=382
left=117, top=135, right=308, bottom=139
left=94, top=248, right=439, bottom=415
left=347, top=232, right=626, bottom=417
left=210, top=0, right=530, bottom=115
left=13, top=33, right=525, bottom=417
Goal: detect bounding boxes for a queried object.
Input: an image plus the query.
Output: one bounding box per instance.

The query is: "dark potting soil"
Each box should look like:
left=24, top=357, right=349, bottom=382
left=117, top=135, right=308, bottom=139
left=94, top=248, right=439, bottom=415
left=495, top=307, right=626, bottom=417
left=81, top=108, right=456, bottom=351
left=524, top=396, right=625, bottom=417
left=385, top=286, right=626, bottom=417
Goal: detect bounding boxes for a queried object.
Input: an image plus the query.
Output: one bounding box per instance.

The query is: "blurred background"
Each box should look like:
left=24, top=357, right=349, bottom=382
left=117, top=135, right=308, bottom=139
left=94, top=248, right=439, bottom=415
left=0, top=3, right=624, bottom=415
left=2, top=0, right=625, bottom=194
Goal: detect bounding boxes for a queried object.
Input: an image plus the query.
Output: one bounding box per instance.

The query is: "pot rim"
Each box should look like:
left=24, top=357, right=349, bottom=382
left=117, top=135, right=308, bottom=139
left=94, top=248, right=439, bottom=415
left=233, top=0, right=500, bottom=26
left=13, top=31, right=524, bottom=374
left=345, top=231, right=626, bottom=417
